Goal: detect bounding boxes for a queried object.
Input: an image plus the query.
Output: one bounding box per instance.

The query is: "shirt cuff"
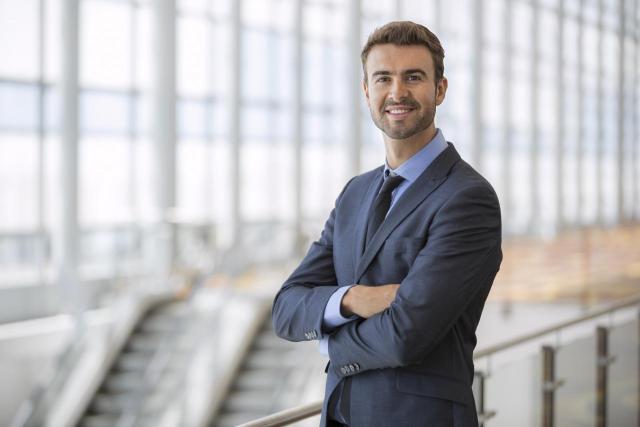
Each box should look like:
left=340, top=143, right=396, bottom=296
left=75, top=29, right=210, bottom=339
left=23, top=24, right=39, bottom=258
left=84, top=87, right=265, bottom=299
left=318, top=336, right=329, bottom=357
left=322, top=285, right=357, bottom=331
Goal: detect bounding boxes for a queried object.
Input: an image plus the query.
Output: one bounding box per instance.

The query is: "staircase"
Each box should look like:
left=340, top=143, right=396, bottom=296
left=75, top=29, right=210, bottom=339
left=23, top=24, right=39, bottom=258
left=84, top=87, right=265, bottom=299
left=77, top=300, right=192, bottom=427
left=211, top=316, right=315, bottom=427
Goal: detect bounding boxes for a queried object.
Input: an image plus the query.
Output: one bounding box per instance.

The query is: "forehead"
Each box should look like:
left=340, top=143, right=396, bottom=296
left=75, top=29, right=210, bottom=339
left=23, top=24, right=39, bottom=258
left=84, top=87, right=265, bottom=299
left=365, top=44, right=434, bottom=74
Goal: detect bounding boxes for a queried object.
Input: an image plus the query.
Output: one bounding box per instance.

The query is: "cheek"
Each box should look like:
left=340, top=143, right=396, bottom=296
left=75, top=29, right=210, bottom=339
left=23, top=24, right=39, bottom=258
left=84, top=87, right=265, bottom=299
left=369, top=94, right=384, bottom=110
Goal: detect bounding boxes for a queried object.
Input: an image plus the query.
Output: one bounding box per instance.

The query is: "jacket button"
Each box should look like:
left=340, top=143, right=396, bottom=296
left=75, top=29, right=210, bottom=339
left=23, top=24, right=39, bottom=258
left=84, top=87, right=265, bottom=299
left=348, top=364, right=355, bottom=372
left=354, top=363, right=360, bottom=371
left=341, top=367, right=347, bottom=374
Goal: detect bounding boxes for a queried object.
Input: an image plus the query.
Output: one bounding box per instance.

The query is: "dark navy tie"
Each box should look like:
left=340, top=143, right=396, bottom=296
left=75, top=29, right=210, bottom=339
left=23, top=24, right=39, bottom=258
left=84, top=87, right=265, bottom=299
left=365, top=173, right=405, bottom=246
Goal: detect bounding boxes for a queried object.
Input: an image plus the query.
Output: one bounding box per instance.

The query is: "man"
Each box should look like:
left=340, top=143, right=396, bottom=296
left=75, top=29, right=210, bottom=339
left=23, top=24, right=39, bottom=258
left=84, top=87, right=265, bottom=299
left=272, top=21, right=502, bottom=427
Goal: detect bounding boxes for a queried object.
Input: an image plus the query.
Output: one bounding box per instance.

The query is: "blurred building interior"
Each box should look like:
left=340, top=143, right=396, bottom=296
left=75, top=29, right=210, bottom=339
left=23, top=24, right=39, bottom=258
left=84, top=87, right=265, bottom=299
left=0, top=0, right=639, bottom=426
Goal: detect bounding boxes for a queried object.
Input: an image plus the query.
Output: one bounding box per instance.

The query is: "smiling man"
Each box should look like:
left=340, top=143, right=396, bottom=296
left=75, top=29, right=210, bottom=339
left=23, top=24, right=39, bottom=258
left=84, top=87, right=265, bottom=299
left=273, top=21, right=502, bottom=427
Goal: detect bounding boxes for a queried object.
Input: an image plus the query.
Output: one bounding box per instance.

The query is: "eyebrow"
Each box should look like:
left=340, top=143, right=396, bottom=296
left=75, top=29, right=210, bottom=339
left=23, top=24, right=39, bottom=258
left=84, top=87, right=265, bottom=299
left=371, top=69, right=428, bottom=78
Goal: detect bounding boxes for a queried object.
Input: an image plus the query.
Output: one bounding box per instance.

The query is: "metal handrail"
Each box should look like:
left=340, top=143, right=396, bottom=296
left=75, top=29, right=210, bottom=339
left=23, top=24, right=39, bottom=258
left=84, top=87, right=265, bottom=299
left=241, top=293, right=640, bottom=427
left=238, top=401, right=323, bottom=427
left=474, top=293, right=640, bottom=358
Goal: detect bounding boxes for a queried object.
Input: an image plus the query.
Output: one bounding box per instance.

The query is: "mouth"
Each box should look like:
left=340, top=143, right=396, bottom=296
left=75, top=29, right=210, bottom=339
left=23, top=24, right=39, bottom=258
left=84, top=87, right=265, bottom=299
left=384, top=105, right=416, bottom=120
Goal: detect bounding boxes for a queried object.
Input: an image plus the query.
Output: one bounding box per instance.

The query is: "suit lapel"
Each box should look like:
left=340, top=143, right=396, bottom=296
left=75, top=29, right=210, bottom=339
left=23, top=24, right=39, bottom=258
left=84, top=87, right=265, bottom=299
left=354, top=143, right=461, bottom=282
left=353, top=167, right=384, bottom=268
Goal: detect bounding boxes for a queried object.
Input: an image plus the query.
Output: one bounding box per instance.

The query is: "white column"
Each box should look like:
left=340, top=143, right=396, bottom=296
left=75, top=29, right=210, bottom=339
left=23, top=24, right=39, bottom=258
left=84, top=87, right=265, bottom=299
left=347, top=0, right=362, bottom=176
left=58, top=0, right=81, bottom=320
left=152, top=0, right=176, bottom=273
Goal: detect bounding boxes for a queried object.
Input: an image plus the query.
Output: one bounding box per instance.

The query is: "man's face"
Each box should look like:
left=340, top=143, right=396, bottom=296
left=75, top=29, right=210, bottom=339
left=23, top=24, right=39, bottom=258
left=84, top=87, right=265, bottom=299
left=363, top=44, right=447, bottom=141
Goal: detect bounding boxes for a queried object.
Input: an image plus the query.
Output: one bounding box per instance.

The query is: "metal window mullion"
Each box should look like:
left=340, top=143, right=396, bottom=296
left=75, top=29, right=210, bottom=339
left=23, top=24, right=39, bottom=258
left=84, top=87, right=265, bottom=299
left=596, top=0, right=605, bottom=226
left=230, top=0, right=242, bottom=247
left=318, top=10, right=332, bottom=226
left=152, top=0, right=177, bottom=272
left=37, top=0, right=46, bottom=283
left=617, top=0, right=626, bottom=224
left=577, top=0, right=585, bottom=226
left=530, top=0, right=540, bottom=234
left=293, top=0, right=303, bottom=254
left=556, top=0, right=565, bottom=232
left=395, top=0, right=403, bottom=20
left=347, top=0, right=361, bottom=176
left=267, top=2, right=277, bottom=227
left=204, top=1, right=216, bottom=227
left=59, top=0, right=81, bottom=320
left=502, top=0, right=513, bottom=234
left=434, top=0, right=443, bottom=35
left=634, top=0, right=639, bottom=220
left=321, top=8, right=332, bottom=208
left=129, top=0, right=138, bottom=255
left=471, top=0, right=484, bottom=171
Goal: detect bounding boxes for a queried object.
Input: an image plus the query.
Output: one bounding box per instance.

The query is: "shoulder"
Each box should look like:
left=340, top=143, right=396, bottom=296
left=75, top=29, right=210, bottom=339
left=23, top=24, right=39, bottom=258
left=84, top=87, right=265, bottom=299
left=437, top=158, right=501, bottom=213
left=342, top=165, right=383, bottom=193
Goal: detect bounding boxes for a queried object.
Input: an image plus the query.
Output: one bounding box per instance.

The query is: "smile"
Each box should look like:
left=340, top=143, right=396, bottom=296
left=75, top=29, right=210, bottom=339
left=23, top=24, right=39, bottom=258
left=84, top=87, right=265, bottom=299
left=384, top=106, right=415, bottom=118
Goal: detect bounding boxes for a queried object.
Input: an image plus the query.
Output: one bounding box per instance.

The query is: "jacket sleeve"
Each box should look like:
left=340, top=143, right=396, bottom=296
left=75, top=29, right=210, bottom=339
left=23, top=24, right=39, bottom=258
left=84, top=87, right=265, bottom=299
left=327, top=183, right=502, bottom=377
left=272, top=178, right=354, bottom=343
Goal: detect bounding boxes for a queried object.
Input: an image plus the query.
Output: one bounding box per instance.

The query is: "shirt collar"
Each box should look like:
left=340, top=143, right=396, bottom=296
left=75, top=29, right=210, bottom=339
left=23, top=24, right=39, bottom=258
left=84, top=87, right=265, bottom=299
left=384, top=128, right=448, bottom=184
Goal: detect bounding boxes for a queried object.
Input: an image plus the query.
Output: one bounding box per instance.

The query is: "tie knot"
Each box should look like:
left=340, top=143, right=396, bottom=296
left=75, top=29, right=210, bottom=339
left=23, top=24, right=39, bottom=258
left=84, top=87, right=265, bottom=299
left=380, top=174, right=405, bottom=195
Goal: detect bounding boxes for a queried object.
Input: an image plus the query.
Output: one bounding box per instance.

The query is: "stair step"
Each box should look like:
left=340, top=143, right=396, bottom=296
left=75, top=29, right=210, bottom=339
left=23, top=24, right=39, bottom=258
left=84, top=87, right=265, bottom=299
left=233, top=370, right=282, bottom=390
left=127, top=331, right=193, bottom=351
left=78, top=414, right=120, bottom=427
left=254, top=332, right=296, bottom=351
left=103, top=371, right=147, bottom=393
left=115, top=352, right=153, bottom=371
left=213, top=411, right=267, bottom=427
left=148, top=302, right=191, bottom=318
left=125, top=335, right=165, bottom=352
left=244, top=350, right=299, bottom=370
left=138, top=316, right=183, bottom=333
left=91, top=392, right=137, bottom=414
left=80, top=414, right=160, bottom=427
left=114, top=351, right=186, bottom=373
left=104, top=366, right=183, bottom=392
left=222, top=390, right=278, bottom=413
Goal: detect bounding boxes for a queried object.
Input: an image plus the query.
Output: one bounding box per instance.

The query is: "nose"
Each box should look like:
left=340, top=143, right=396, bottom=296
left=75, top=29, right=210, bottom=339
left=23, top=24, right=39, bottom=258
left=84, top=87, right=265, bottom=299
left=389, top=77, right=409, bottom=101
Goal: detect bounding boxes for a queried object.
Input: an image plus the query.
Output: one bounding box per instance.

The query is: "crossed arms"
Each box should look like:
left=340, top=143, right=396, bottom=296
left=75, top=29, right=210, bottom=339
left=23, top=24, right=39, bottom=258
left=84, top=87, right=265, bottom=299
left=341, top=284, right=399, bottom=319
left=272, top=183, right=502, bottom=378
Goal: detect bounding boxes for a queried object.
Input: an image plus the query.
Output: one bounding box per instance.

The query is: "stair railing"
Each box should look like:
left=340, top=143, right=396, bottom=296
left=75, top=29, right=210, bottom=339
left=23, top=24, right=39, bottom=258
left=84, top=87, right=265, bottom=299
left=239, top=293, right=640, bottom=427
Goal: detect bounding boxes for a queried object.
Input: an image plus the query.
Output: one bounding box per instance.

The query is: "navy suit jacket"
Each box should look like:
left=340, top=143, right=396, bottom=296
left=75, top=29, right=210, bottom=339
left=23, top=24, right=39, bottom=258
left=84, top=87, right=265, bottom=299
left=272, top=143, right=502, bottom=426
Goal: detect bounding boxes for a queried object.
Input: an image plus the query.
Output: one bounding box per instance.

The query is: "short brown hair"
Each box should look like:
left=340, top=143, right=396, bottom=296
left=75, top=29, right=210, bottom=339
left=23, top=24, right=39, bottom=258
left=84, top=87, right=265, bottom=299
left=361, top=21, right=445, bottom=84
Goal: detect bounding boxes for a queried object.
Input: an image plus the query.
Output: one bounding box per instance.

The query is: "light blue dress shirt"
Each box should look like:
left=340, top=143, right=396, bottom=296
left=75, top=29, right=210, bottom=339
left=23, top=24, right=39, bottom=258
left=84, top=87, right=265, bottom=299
left=318, top=129, right=449, bottom=355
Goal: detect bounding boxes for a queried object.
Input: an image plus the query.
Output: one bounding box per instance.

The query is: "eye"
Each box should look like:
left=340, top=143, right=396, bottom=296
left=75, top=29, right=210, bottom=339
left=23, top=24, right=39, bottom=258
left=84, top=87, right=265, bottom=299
left=375, top=76, right=390, bottom=83
left=407, top=74, right=422, bottom=81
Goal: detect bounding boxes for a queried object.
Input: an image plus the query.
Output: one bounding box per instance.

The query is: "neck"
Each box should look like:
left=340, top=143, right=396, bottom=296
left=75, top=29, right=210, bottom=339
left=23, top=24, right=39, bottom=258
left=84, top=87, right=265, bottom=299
left=384, top=124, right=437, bottom=169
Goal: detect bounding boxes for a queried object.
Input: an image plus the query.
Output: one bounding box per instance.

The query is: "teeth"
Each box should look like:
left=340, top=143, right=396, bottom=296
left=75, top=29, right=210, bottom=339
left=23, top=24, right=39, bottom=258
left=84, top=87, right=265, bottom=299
left=389, top=109, right=410, bottom=114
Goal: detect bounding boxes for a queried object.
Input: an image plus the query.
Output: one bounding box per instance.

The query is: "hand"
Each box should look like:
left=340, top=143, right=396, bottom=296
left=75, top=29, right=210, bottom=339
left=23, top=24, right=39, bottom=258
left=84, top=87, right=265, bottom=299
left=341, top=284, right=400, bottom=319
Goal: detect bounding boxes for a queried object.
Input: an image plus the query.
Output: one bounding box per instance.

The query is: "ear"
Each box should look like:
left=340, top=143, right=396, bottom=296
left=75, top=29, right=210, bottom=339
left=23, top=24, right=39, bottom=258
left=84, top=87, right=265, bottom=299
left=435, top=76, right=448, bottom=106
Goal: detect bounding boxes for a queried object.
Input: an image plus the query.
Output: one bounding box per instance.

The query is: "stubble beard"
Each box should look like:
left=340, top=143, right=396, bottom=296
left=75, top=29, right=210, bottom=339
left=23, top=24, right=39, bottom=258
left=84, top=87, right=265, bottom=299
left=371, top=99, right=436, bottom=141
